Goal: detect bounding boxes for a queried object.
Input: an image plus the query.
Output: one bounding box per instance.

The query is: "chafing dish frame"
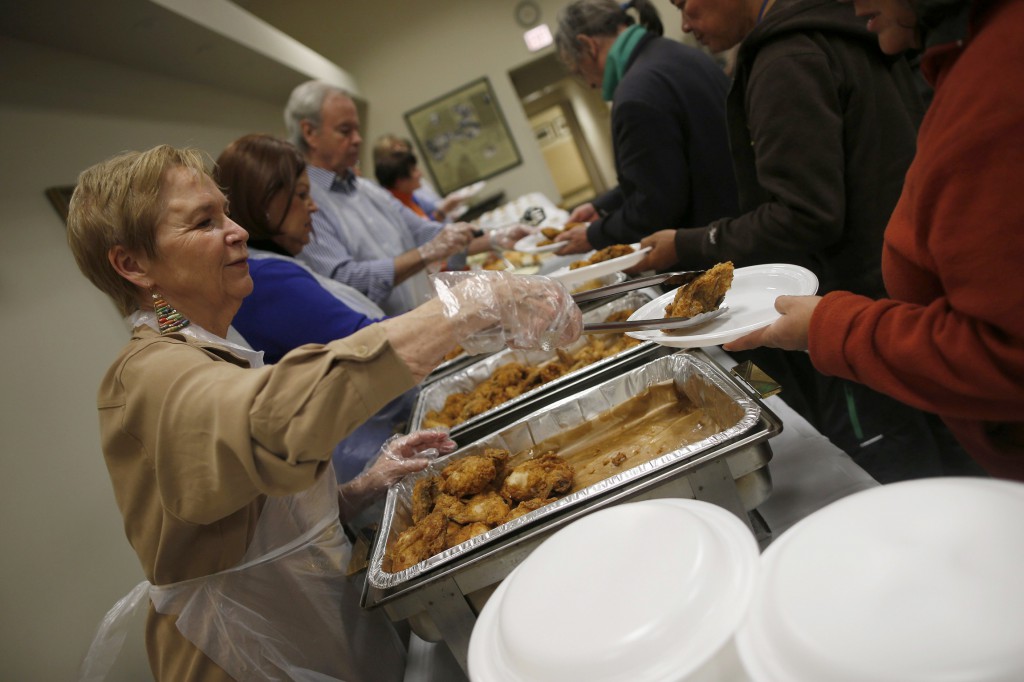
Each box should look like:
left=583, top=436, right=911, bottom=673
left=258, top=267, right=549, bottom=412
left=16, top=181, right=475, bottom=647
left=361, top=348, right=782, bottom=674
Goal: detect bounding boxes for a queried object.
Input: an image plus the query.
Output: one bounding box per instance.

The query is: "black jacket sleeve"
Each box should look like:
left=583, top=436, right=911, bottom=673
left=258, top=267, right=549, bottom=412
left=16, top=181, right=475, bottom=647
left=588, top=99, right=693, bottom=248
left=675, top=48, right=846, bottom=270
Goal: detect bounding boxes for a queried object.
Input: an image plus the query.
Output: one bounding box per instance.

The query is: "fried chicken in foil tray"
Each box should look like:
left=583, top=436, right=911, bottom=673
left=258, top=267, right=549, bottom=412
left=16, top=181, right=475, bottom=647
left=371, top=352, right=764, bottom=588
left=416, top=292, right=652, bottom=433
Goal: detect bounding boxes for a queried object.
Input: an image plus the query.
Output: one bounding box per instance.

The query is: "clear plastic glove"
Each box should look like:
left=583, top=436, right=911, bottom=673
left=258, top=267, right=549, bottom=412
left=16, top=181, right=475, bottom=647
left=418, top=223, right=475, bottom=263
left=339, top=430, right=457, bottom=518
left=431, top=270, right=583, bottom=355
left=488, top=223, right=537, bottom=250
left=438, top=194, right=464, bottom=216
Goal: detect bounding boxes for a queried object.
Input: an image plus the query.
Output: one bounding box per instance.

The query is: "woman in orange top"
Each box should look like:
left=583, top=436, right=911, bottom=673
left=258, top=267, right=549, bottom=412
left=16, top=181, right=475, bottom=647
left=375, top=148, right=433, bottom=218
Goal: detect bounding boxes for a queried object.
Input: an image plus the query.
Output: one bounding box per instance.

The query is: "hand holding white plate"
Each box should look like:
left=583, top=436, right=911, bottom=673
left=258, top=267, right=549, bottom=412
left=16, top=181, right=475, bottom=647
left=546, top=244, right=651, bottom=286
left=625, top=264, right=819, bottom=348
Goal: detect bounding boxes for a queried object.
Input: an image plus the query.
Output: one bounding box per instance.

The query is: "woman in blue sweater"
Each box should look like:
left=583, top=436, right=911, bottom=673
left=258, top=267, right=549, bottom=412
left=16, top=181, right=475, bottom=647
left=216, top=134, right=412, bottom=481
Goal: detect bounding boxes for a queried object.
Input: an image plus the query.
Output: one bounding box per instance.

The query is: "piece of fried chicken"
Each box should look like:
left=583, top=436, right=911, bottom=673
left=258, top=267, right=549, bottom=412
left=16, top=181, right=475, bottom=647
left=569, top=243, right=635, bottom=270
left=411, top=476, right=440, bottom=523
left=445, top=521, right=492, bottom=549
left=665, top=261, right=734, bottom=318
left=500, top=453, right=575, bottom=502
left=504, top=496, right=559, bottom=523
left=435, top=490, right=511, bottom=525
left=389, top=510, right=448, bottom=572
left=438, top=448, right=510, bottom=497
left=439, top=453, right=497, bottom=497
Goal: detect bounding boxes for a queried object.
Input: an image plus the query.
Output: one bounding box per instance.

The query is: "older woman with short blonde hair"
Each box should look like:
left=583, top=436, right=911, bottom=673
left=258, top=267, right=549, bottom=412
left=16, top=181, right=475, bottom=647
left=69, top=143, right=581, bottom=682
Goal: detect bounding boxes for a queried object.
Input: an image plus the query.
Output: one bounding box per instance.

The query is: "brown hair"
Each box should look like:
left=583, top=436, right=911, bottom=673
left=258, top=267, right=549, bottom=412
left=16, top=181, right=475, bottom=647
left=66, top=145, right=210, bottom=316
left=214, top=134, right=306, bottom=246
left=372, top=133, right=413, bottom=165
left=375, top=150, right=419, bottom=189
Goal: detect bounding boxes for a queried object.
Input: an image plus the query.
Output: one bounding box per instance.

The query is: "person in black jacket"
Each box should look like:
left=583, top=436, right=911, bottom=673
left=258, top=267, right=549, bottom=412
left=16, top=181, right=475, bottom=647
left=635, top=0, right=985, bottom=482
left=552, top=0, right=738, bottom=253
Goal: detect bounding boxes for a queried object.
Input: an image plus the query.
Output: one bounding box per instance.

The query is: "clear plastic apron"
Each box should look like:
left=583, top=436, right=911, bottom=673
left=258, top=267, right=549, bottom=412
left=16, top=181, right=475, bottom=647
left=79, top=467, right=406, bottom=681
left=78, top=318, right=406, bottom=681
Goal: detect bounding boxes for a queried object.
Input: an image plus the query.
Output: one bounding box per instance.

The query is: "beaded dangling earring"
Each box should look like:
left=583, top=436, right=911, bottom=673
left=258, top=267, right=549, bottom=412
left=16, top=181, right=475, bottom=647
left=151, top=290, right=190, bottom=334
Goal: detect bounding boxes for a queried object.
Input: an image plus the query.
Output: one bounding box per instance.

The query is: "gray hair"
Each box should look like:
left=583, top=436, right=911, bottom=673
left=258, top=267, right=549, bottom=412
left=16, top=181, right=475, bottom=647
left=555, top=0, right=663, bottom=69
left=283, top=80, right=353, bottom=153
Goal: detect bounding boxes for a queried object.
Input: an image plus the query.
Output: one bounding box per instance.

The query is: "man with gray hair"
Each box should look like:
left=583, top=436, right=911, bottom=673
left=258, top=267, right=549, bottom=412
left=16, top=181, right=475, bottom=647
left=284, top=81, right=506, bottom=315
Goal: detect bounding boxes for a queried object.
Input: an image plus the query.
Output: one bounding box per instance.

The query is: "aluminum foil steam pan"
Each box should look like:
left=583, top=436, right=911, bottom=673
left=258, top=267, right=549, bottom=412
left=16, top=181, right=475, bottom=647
left=411, top=290, right=654, bottom=433
left=369, top=351, right=761, bottom=589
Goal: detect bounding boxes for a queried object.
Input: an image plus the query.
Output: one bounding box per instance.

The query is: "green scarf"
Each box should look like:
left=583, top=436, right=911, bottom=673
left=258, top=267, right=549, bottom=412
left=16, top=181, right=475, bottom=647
left=602, top=24, right=647, bottom=101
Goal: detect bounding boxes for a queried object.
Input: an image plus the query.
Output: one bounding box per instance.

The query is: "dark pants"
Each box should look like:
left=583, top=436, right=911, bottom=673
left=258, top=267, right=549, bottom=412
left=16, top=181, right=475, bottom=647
left=732, top=348, right=988, bottom=483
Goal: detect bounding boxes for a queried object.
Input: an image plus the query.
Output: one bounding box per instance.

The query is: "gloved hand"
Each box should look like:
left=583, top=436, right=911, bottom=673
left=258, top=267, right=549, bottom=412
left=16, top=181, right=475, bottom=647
left=438, top=194, right=464, bottom=217
left=363, top=429, right=456, bottom=488
left=339, top=430, right=457, bottom=518
left=487, top=223, right=537, bottom=250
left=431, top=270, right=583, bottom=355
left=418, top=223, right=475, bottom=263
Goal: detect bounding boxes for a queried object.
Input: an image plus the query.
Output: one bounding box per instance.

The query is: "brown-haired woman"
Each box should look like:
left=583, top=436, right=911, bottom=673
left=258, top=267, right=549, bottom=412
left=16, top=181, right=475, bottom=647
left=216, top=133, right=413, bottom=481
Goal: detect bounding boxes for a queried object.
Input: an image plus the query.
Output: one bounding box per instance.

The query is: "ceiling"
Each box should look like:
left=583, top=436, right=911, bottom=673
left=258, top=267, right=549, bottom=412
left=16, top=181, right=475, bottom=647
left=0, top=0, right=314, bottom=103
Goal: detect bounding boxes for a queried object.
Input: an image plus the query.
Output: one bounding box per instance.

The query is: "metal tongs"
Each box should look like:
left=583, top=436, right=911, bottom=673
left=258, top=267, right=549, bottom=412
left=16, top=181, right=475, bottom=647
left=575, top=271, right=729, bottom=333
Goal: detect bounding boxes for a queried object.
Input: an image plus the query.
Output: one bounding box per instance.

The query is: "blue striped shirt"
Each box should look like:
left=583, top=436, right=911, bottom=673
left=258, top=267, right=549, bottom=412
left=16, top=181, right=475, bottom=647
left=298, top=166, right=443, bottom=314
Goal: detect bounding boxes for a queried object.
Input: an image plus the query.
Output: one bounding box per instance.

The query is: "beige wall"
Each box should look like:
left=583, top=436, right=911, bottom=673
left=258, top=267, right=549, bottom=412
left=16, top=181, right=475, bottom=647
left=0, top=36, right=285, bottom=680
left=245, top=0, right=692, bottom=201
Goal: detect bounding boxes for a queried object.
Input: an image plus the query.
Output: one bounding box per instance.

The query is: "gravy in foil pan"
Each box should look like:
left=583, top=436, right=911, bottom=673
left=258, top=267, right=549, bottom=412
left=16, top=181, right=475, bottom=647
left=369, top=351, right=763, bottom=589
left=421, top=273, right=630, bottom=386
left=411, top=290, right=654, bottom=434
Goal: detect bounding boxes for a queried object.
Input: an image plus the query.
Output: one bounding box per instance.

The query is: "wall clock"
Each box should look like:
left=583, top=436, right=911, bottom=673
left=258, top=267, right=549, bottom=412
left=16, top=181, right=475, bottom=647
left=515, top=0, right=541, bottom=27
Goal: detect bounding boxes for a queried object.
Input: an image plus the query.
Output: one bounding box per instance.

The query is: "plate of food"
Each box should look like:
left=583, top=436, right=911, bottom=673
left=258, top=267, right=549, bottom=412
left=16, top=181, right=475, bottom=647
left=625, top=263, right=819, bottom=348
left=546, top=243, right=651, bottom=286
left=512, top=222, right=586, bottom=254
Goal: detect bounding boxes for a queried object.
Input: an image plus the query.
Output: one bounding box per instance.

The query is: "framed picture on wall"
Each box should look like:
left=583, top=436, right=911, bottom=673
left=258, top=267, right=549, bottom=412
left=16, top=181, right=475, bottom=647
left=404, top=77, right=522, bottom=196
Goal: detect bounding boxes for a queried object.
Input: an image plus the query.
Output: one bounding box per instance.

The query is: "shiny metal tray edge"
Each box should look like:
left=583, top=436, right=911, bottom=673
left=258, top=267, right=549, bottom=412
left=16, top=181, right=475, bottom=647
left=410, top=291, right=656, bottom=434
left=449, top=342, right=672, bottom=445
left=368, top=350, right=765, bottom=591
left=363, top=433, right=776, bottom=614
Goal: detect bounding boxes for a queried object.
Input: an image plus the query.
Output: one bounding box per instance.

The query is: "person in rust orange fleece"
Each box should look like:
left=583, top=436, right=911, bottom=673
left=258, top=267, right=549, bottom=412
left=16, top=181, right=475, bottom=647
left=727, top=0, right=1024, bottom=481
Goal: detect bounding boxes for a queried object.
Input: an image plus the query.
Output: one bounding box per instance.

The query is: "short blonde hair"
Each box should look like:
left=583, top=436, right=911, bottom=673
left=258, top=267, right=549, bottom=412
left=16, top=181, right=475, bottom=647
left=66, top=145, right=211, bottom=316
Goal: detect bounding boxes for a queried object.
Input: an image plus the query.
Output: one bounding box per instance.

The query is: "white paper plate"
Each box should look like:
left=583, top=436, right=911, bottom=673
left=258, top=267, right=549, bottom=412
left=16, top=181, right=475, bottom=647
left=469, top=499, right=759, bottom=682
left=736, top=478, right=1024, bottom=682
left=546, top=244, right=651, bottom=286
left=512, top=231, right=569, bottom=254
left=446, top=180, right=485, bottom=202
left=625, top=263, right=818, bottom=348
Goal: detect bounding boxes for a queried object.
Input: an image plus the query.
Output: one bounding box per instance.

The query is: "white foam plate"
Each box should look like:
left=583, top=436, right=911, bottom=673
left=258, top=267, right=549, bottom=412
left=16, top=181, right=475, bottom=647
left=546, top=244, right=651, bottom=286
left=625, top=263, right=819, bottom=348
left=736, top=478, right=1024, bottom=682
left=446, top=181, right=485, bottom=203
left=469, top=499, right=760, bottom=682
left=512, top=231, right=569, bottom=254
